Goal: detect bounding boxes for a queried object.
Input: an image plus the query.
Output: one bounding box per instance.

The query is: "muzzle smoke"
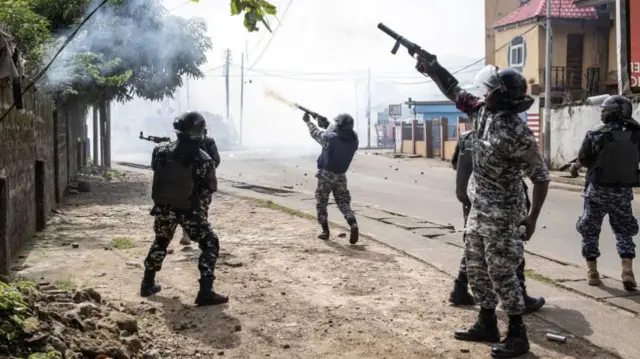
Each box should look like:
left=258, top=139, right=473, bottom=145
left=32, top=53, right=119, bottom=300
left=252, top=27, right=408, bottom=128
left=264, top=87, right=296, bottom=109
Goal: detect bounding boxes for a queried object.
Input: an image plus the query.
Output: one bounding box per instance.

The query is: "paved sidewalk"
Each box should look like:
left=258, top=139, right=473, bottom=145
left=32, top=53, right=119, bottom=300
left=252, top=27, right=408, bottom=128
left=222, top=178, right=640, bottom=359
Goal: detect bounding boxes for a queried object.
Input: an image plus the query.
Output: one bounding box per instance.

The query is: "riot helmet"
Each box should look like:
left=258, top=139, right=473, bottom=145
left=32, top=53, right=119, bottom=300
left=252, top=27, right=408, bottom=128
left=173, top=111, right=207, bottom=140
left=334, top=114, right=355, bottom=131
left=599, top=95, right=633, bottom=123
left=473, top=65, right=533, bottom=112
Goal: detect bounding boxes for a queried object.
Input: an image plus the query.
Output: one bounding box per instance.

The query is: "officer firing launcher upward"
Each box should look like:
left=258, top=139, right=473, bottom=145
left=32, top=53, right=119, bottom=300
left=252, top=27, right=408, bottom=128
left=415, top=56, right=550, bottom=358
left=304, top=112, right=360, bottom=244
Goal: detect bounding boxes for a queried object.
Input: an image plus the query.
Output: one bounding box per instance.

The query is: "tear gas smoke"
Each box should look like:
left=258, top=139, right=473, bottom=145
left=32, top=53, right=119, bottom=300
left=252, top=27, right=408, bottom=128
left=264, top=87, right=297, bottom=109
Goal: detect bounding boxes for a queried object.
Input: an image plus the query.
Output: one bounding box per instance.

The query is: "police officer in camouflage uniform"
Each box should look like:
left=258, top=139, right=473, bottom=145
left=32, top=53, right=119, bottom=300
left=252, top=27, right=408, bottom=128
left=179, top=129, right=221, bottom=245
left=140, top=111, right=228, bottom=306
left=415, top=57, right=550, bottom=358
left=449, top=130, right=545, bottom=314
left=304, top=112, right=360, bottom=244
left=570, top=95, right=640, bottom=290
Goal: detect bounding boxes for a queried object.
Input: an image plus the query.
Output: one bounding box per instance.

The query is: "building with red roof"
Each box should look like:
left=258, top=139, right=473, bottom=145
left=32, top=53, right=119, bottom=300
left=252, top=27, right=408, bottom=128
left=485, top=0, right=617, bottom=104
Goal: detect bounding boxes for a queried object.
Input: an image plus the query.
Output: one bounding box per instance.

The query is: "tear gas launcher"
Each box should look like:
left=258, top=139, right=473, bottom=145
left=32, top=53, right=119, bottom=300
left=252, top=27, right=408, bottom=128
left=139, top=131, right=170, bottom=144
left=377, top=23, right=436, bottom=62
left=295, top=104, right=330, bottom=129
left=377, top=23, right=459, bottom=91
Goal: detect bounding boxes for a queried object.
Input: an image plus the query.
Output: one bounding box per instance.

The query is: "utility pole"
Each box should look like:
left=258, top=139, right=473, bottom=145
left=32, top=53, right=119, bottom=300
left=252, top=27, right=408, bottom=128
left=354, top=83, right=360, bottom=138
left=543, top=0, right=552, bottom=164
left=92, top=106, right=99, bottom=166
left=224, top=49, right=232, bottom=122
left=366, top=66, right=371, bottom=149
left=240, top=52, right=245, bottom=146
left=185, top=77, right=190, bottom=109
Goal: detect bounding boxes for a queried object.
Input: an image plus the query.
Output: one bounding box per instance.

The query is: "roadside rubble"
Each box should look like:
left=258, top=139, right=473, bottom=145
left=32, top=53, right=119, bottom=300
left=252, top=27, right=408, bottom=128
left=0, top=281, right=153, bottom=359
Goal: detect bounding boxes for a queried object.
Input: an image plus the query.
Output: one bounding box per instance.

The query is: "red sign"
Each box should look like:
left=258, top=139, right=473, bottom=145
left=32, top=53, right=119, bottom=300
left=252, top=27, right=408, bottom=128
left=630, top=0, right=640, bottom=89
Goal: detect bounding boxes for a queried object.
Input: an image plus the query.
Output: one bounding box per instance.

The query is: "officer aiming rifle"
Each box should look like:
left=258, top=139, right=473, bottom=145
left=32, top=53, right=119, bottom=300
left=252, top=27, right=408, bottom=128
left=139, top=131, right=170, bottom=144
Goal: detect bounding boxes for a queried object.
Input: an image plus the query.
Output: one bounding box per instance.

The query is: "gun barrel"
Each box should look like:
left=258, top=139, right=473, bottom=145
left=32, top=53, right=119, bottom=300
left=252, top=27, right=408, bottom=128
left=295, top=103, right=319, bottom=117
left=377, top=23, right=400, bottom=40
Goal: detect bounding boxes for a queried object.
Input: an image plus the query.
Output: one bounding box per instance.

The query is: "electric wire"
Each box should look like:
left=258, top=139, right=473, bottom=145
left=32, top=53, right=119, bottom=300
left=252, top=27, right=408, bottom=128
left=0, top=0, right=111, bottom=123
left=248, top=0, right=295, bottom=69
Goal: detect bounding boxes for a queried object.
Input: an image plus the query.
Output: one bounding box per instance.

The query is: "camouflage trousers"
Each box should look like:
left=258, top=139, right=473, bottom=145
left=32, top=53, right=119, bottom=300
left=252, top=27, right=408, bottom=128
left=315, top=169, right=356, bottom=225
left=144, top=208, right=219, bottom=279
left=465, top=208, right=526, bottom=315
left=577, top=198, right=638, bottom=260
left=181, top=195, right=213, bottom=240
left=457, top=202, right=527, bottom=288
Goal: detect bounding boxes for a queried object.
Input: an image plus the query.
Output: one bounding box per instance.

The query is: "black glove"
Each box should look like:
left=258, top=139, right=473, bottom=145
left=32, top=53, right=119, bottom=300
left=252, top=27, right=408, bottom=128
left=303, top=113, right=310, bottom=123
left=317, top=116, right=329, bottom=129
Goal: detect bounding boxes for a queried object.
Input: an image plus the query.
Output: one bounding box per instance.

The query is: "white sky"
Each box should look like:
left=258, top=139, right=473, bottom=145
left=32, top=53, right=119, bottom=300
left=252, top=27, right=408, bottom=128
left=111, top=0, right=486, bottom=153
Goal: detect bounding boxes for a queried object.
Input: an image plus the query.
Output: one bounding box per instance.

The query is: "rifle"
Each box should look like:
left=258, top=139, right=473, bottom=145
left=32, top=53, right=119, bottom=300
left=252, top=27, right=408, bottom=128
left=377, top=23, right=436, bottom=62
left=295, top=104, right=330, bottom=129
left=139, top=131, right=170, bottom=144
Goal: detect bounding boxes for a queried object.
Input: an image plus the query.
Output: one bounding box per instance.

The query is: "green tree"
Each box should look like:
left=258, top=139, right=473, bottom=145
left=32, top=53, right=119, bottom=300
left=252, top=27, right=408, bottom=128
left=0, top=0, right=50, bottom=74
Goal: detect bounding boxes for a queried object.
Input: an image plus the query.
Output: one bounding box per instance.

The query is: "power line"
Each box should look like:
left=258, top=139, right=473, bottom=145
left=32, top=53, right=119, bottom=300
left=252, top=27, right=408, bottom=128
left=0, top=0, right=110, bottom=124
left=248, top=0, right=295, bottom=69
left=168, top=0, right=191, bottom=11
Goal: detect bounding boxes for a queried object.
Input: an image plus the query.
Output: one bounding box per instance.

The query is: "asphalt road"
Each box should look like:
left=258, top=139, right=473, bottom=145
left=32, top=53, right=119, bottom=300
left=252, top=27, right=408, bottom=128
left=114, top=148, right=640, bottom=280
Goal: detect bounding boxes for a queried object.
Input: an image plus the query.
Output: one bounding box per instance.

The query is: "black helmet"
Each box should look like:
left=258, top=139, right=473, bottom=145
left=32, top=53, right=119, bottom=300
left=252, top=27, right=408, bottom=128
left=173, top=111, right=206, bottom=139
left=600, top=95, right=633, bottom=122
left=474, top=65, right=532, bottom=112
left=334, top=114, right=354, bottom=130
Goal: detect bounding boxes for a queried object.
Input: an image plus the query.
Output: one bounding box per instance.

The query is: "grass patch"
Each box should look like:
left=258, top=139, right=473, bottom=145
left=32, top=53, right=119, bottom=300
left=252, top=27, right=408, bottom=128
left=110, top=236, right=135, bottom=249
left=524, top=269, right=556, bottom=285
left=54, top=278, right=76, bottom=291
left=105, top=168, right=123, bottom=180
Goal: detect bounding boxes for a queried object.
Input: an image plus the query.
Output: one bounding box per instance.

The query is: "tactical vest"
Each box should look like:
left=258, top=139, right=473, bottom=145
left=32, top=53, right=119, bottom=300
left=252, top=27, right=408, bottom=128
left=455, top=134, right=473, bottom=203
left=590, top=129, right=640, bottom=187
left=317, top=131, right=358, bottom=174
left=151, top=149, right=202, bottom=210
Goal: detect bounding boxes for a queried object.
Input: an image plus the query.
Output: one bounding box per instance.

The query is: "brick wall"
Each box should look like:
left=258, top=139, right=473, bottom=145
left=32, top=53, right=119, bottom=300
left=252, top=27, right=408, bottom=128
left=0, top=80, right=85, bottom=273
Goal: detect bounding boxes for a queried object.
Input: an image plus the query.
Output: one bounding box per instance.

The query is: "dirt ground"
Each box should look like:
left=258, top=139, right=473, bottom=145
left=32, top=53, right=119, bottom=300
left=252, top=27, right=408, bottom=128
left=10, top=170, right=618, bottom=359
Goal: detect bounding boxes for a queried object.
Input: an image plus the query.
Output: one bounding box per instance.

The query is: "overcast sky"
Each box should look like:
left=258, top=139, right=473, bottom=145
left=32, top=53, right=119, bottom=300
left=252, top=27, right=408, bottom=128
left=111, top=0, right=486, bottom=153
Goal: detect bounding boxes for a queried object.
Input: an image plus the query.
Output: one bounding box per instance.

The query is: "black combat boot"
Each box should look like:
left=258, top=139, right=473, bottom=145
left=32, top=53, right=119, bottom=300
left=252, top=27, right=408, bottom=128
left=448, top=279, right=475, bottom=306
left=347, top=218, right=359, bottom=244
left=454, top=307, right=501, bottom=343
left=490, top=316, right=530, bottom=358
left=140, top=269, right=161, bottom=297
left=522, top=285, right=545, bottom=314
left=194, top=277, right=229, bottom=306
left=317, top=222, right=330, bottom=240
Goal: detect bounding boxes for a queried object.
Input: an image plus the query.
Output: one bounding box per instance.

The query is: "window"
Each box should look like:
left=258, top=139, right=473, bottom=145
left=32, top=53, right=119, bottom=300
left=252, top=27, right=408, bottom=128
left=508, top=36, right=526, bottom=70
left=509, top=44, right=524, bottom=67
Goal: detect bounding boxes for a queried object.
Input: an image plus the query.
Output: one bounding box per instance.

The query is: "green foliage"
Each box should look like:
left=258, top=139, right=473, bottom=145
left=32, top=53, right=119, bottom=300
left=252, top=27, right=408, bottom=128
left=230, top=0, right=277, bottom=32
left=0, top=281, right=35, bottom=342
left=0, top=0, right=50, bottom=72
left=28, top=352, right=63, bottom=359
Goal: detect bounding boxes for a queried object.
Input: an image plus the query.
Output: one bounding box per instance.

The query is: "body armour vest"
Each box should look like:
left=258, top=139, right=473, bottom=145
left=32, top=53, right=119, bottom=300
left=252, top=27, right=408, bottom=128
left=152, top=144, right=211, bottom=210
left=317, top=131, right=358, bottom=174
left=589, top=127, right=640, bottom=187
left=455, top=132, right=473, bottom=203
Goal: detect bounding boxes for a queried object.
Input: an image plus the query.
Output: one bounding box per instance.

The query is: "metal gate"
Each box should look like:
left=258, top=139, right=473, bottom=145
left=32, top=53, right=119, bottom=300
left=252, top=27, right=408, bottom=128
left=432, top=118, right=441, bottom=158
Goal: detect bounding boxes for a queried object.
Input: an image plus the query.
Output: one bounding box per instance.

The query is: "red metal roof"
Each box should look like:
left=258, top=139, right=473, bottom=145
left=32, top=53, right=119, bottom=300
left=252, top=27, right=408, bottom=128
left=493, top=0, right=598, bottom=28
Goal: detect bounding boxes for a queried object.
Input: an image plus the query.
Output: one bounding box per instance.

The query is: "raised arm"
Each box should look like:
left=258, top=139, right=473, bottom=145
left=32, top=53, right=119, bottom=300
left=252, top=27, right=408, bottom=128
left=304, top=113, right=329, bottom=147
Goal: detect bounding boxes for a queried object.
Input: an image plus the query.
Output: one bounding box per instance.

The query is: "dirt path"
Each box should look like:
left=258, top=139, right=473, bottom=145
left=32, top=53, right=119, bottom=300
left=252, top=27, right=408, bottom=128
left=11, top=171, right=617, bottom=359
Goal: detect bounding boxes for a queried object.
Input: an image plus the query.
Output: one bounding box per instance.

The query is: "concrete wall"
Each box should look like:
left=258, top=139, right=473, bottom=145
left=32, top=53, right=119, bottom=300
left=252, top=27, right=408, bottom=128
left=0, top=81, right=86, bottom=273
left=549, top=101, right=640, bottom=168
